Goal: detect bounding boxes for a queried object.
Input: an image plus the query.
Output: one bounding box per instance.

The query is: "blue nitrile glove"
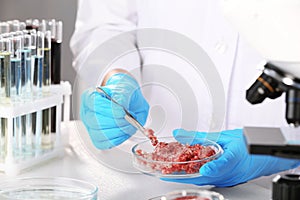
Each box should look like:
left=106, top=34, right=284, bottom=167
left=161, top=129, right=300, bottom=187
left=80, top=73, right=149, bottom=150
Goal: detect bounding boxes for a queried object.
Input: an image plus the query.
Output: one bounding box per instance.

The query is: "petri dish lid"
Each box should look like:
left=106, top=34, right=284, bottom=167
left=149, top=189, right=225, bottom=200
left=0, top=177, right=98, bottom=200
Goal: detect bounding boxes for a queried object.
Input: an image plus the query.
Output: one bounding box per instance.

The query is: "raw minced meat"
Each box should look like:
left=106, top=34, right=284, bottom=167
left=146, top=128, right=158, bottom=146
left=136, top=141, right=216, bottom=174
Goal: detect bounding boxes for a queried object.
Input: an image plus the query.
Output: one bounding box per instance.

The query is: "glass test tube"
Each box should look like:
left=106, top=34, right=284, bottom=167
left=19, top=22, right=26, bottom=31
left=0, top=38, right=11, bottom=160
left=10, top=35, right=23, bottom=156
left=50, top=20, right=63, bottom=133
left=42, top=107, right=51, bottom=149
left=32, top=19, right=40, bottom=31
left=25, top=19, right=33, bottom=30
left=22, top=32, right=33, bottom=153
left=10, top=33, right=22, bottom=102
left=0, top=38, right=12, bottom=102
left=39, top=20, right=51, bottom=92
left=0, top=39, right=5, bottom=157
left=22, top=32, right=32, bottom=99
left=34, top=110, right=42, bottom=153
left=6, top=21, right=14, bottom=33
left=24, top=113, right=33, bottom=153
left=42, top=30, right=51, bottom=93
left=0, top=22, right=9, bottom=34
left=28, top=30, right=38, bottom=151
left=29, top=29, right=37, bottom=82
left=0, top=117, right=7, bottom=161
left=29, top=30, right=43, bottom=151
left=16, top=31, right=27, bottom=97
left=12, top=21, right=21, bottom=32
left=50, top=20, right=62, bottom=84
left=40, top=22, right=52, bottom=149
left=33, top=31, right=44, bottom=97
left=13, top=116, right=23, bottom=157
left=0, top=117, right=1, bottom=161
left=16, top=32, right=28, bottom=156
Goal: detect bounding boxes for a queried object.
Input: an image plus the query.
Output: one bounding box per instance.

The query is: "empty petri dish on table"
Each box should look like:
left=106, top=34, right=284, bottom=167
left=0, top=177, right=98, bottom=200
left=132, top=136, right=223, bottom=179
left=149, top=189, right=225, bottom=200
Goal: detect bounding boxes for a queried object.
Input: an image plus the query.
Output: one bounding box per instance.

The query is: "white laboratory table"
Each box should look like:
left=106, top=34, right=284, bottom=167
left=0, top=121, right=278, bottom=200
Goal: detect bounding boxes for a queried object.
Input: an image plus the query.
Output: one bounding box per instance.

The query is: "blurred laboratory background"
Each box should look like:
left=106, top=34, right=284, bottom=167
left=0, top=0, right=77, bottom=118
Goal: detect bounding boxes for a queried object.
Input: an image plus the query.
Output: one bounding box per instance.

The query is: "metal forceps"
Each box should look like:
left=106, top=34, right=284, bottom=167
left=96, top=87, right=148, bottom=137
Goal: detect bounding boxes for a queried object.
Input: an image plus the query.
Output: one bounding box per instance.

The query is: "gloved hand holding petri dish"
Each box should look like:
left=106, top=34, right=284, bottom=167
left=161, top=129, right=300, bottom=187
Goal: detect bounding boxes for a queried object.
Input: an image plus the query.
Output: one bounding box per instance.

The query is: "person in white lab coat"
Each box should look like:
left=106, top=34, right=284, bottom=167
left=71, top=0, right=300, bottom=187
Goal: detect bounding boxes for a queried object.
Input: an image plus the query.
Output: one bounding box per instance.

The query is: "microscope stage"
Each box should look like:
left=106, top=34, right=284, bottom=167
left=243, top=127, right=300, bottom=159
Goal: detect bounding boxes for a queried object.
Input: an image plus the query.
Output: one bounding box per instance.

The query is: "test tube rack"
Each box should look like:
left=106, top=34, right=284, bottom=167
left=0, top=81, right=71, bottom=175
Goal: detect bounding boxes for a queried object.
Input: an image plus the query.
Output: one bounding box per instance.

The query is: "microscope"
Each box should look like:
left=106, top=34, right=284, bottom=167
left=222, top=0, right=300, bottom=199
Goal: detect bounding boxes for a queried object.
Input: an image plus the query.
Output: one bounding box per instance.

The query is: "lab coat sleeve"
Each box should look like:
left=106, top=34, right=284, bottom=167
left=70, top=0, right=141, bottom=84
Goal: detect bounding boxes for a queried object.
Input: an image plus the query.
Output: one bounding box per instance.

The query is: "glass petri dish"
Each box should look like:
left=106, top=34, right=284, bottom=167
left=132, top=136, right=223, bottom=179
left=149, top=189, right=225, bottom=200
left=0, top=177, right=98, bottom=200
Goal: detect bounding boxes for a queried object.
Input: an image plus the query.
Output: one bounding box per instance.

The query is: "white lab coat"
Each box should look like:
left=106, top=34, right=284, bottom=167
left=70, top=0, right=287, bottom=134
left=71, top=0, right=285, bottom=131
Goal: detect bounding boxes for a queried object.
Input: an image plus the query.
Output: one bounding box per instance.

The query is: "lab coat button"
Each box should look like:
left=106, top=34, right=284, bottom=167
left=214, top=40, right=228, bottom=54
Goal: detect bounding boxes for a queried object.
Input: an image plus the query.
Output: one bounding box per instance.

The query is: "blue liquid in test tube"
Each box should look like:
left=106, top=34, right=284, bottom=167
left=21, top=49, right=32, bottom=99
left=11, top=58, right=21, bottom=101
